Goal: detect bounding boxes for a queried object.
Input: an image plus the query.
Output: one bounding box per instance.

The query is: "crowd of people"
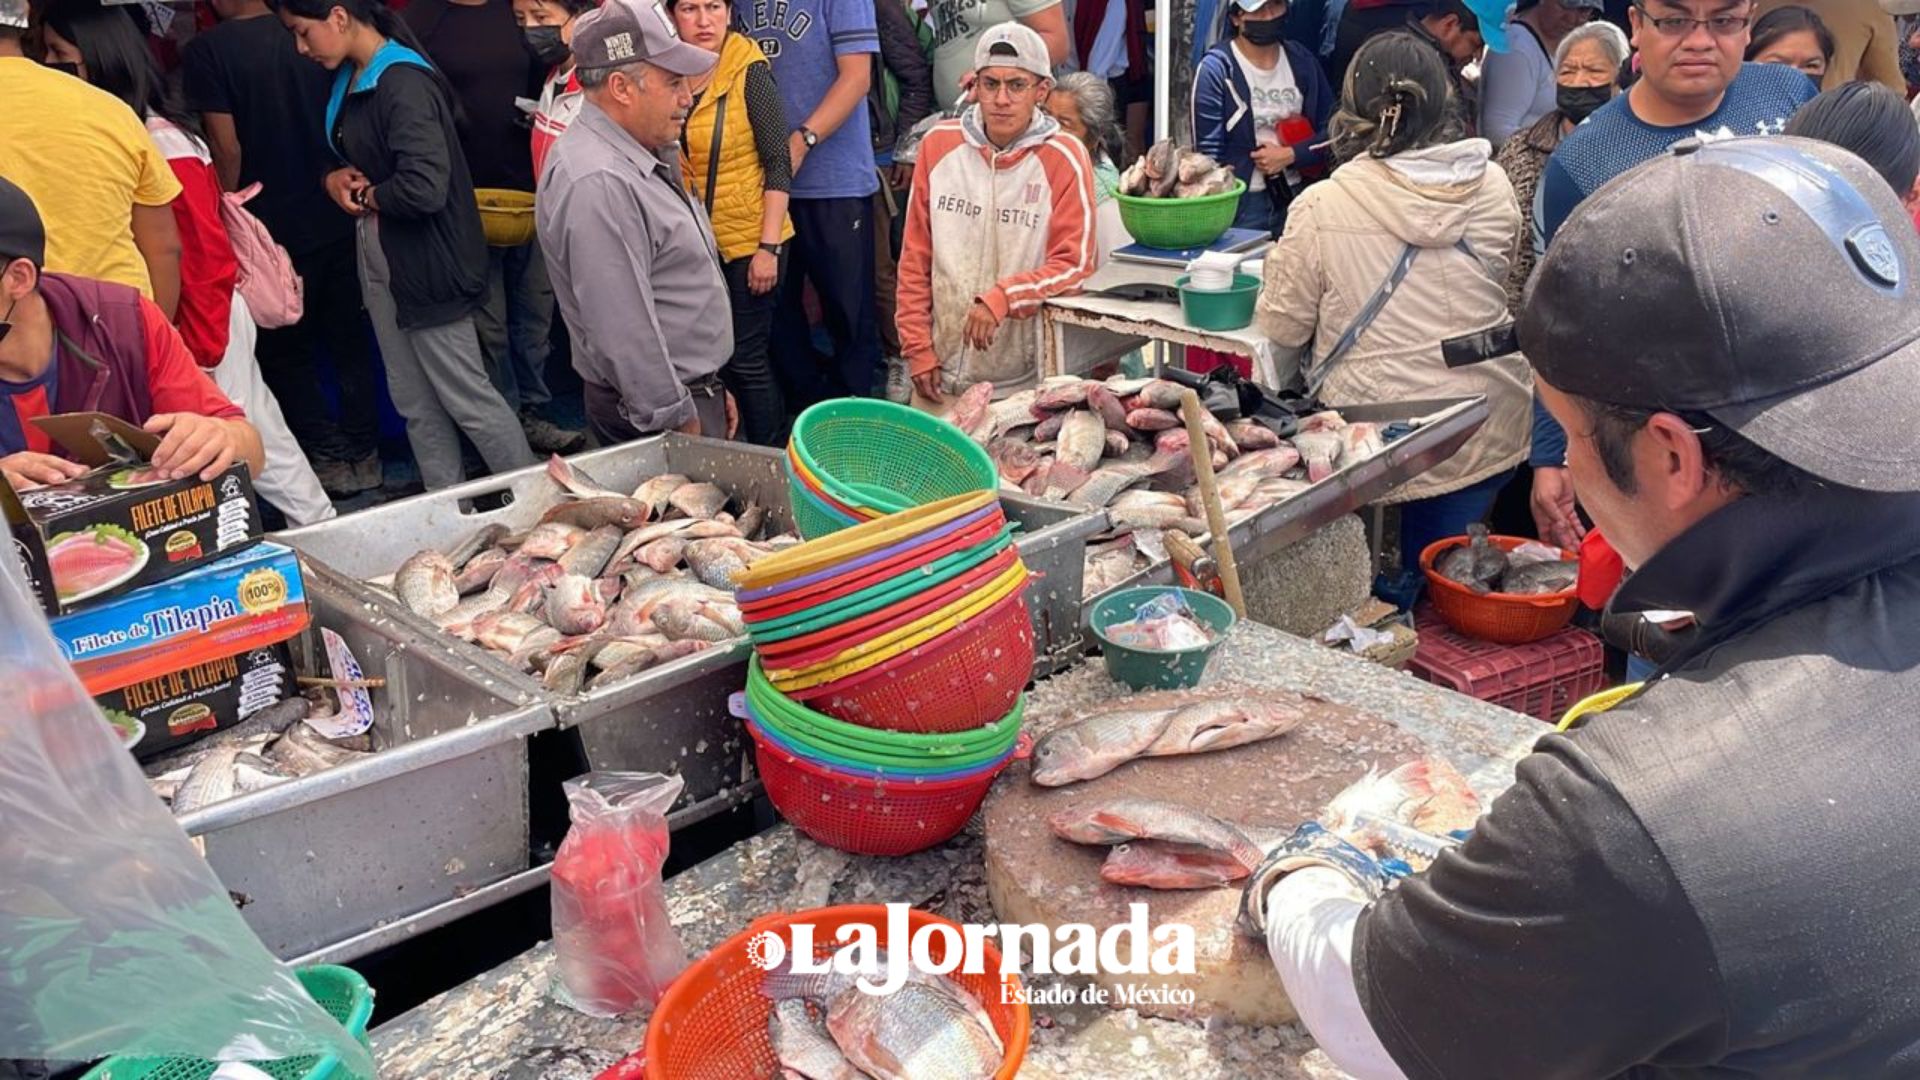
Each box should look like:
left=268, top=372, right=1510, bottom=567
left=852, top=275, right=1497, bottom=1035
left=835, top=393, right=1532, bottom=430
left=1, top=0, right=1918, bottom=579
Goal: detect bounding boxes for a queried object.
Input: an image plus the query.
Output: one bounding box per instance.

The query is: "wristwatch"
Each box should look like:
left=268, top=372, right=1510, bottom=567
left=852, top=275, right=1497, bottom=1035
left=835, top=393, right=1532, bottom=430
left=798, top=126, right=819, bottom=148
left=759, top=241, right=784, bottom=255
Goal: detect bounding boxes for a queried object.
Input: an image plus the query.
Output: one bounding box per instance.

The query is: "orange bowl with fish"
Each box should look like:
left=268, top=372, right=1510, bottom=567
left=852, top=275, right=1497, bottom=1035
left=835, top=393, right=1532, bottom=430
left=1420, top=535, right=1579, bottom=645
left=645, top=904, right=1029, bottom=1079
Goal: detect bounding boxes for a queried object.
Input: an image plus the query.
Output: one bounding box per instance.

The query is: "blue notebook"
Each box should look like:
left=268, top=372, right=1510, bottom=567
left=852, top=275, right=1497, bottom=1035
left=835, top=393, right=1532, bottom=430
left=1111, top=228, right=1270, bottom=268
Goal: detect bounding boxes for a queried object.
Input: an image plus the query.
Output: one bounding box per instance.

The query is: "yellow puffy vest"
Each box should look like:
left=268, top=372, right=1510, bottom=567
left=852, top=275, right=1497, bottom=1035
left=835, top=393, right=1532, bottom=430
left=682, top=34, right=793, bottom=263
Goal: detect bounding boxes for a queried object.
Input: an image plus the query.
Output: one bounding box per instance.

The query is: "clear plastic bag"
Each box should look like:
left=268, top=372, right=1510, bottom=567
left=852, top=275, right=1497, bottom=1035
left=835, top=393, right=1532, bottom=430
left=0, top=551, right=371, bottom=1071
left=1105, top=592, right=1217, bottom=651
left=550, top=772, right=689, bottom=1017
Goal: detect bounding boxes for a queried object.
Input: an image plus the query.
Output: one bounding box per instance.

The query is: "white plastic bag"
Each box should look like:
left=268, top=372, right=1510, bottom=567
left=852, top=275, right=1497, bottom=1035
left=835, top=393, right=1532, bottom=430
left=550, top=772, right=689, bottom=1017
left=0, top=550, right=371, bottom=1071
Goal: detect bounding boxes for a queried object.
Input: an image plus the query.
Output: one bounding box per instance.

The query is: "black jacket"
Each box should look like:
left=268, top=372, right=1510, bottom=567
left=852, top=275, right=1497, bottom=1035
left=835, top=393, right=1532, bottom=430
left=1354, top=485, right=1920, bottom=1078
left=870, top=0, right=934, bottom=157
left=327, top=45, right=487, bottom=329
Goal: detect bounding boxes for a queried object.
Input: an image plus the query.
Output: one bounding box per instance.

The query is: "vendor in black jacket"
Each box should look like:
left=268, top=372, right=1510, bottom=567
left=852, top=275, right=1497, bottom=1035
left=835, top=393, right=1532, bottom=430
left=274, top=0, right=533, bottom=490
left=1242, top=135, right=1920, bottom=1077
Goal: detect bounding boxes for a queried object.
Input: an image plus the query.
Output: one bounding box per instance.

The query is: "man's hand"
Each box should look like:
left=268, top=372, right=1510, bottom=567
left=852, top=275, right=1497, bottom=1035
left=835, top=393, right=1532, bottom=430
left=747, top=249, right=779, bottom=295
left=1530, top=466, right=1586, bottom=551
left=787, top=132, right=810, bottom=178
left=911, top=369, right=944, bottom=405
left=724, top=391, right=739, bottom=439
left=144, top=413, right=245, bottom=481
left=964, top=301, right=1001, bottom=351
left=0, top=452, right=87, bottom=491
left=1250, top=142, right=1296, bottom=176
left=888, top=163, right=914, bottom=189
left=324, top=167, right=370, bottom=216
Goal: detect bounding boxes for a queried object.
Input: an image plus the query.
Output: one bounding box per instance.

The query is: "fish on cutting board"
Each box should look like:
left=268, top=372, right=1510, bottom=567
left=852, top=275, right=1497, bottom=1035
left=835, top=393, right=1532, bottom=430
left=1029, top=687, right=1313, bottom=786
left=1049, top=796, right=1266, bottom=871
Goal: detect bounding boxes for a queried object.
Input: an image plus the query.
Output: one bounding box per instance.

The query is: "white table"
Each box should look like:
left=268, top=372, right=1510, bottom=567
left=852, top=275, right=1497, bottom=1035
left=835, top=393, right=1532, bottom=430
left=1040, top=256, right=1296, bottom=387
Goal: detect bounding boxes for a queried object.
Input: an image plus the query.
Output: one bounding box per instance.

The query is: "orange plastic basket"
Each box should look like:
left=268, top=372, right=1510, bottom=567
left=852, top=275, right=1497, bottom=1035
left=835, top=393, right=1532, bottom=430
left=790, top=584, right=1034, bottom=733
left=644, top=904, right=1029, bottom=1080
left=1419, top=535, right=1580, bottom=645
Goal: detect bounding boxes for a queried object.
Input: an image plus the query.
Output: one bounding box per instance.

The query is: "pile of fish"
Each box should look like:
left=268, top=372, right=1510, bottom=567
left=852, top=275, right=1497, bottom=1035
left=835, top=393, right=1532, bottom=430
left=947, top=377, right=1387, bottom=598
left=146, top=692, right=375, bottom=816
left=1117, top=139, right=1237, bottom=198
left=1047, top=757, right=1482, bottom=890
left=1433, top=524, right=1578, bottom=595
left=1028, top=684, right=1321, bottom=787
left=380, top=456, right=797, bottom=693
left=763, top=956, right=1004, bottom=1079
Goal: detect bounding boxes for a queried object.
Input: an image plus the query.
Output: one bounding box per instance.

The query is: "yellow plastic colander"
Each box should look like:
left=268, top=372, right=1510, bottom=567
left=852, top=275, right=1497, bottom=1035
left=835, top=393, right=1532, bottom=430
left=733, top=491, right=999, bottom=590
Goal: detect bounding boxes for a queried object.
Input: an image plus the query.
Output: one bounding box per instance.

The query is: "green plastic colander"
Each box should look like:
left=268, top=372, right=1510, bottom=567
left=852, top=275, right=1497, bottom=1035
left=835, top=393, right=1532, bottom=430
left=745, top=530, right=1017, bottom=643
left=748, top=657, right=1020, bottom=763
left=80, top=966, right=375, bottom=1080
left=790, top=399, right=995, bottom=517
left=1114, top=180, right=1246, bottom=250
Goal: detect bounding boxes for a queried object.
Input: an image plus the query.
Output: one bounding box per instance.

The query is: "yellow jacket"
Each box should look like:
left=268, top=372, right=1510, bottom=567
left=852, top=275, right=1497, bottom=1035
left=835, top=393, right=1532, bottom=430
left=682, top=33, right=791, bottom=262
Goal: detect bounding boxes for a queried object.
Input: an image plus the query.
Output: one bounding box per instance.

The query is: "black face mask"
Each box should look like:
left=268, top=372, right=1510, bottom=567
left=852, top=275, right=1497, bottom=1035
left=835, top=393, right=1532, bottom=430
left=1556, top=83, right=1612, bottom=123
left=0, top=293, right=17, bottom=346
left=525, top=26, right=571, bottom=67
left=44, top=61, right=81, bottom=79
left=1238, top=17, right=1288, bottom=45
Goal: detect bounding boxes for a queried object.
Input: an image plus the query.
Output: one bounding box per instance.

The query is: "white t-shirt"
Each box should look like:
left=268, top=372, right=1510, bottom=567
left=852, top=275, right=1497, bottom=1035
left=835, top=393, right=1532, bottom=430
left=1230, top=39, right=1302, bottom=193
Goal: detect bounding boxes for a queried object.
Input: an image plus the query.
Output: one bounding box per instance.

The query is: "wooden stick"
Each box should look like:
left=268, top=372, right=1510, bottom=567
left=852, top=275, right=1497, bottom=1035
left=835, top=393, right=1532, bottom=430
left=1178, top=388, right=1247, bottom=618
left=296, top=676, right=387, bottom=690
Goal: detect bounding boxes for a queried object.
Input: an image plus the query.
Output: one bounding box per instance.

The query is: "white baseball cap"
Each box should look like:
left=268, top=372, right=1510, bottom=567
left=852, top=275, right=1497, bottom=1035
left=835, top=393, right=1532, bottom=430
left=973, top=22, right=1053, bottom=79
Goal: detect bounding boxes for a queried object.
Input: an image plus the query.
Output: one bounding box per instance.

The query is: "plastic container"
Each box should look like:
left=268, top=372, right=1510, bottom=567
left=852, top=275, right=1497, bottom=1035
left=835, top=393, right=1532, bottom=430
left=1088, top=586, right=1236, bottom=690
left=1408, top=605, right=1606, bottom=724
left=750, top=720, right=1018, bottom=855
left=749, top=657, right=1023, bottom=762
left=744, top=531, right=1016, bottom=641
left=474, top=188, right=536, bottom=247
left=764, top=563, right=1028, bottom=690
left=793, top=584, right=1035, bottom=734
left=790, top=399, right=996, bottom=516
left=737, top=491, right=997, bottom=592
left=1419, top=535, right=1580, bottom=644
left=745, top=713, right=1022, bottom=782
left=643, top=904, right=1028, bottom=1078
left=1176, top=272, right=1260, bottom=331
left=80, top=965, right=376, bottom=1080
left=753, top=548, right=1023, bottom=667
left=1113, top=179, right=1245, bottom=249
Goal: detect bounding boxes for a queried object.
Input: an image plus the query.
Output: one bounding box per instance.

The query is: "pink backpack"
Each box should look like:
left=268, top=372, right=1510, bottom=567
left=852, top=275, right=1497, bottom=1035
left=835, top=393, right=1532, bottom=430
left=219, top=183, right=304, bottom=328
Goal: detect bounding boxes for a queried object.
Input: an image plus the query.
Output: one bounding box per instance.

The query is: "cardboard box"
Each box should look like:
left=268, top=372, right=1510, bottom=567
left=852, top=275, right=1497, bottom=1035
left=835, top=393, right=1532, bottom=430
left=51, top=541, right=309, bottom=695
left=97, top=643, right=294, bottom=761
left=4, top=413, right=262, bottom=615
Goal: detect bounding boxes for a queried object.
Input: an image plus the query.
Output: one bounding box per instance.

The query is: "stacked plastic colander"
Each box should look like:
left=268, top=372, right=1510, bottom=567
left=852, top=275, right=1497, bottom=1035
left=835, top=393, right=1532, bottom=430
left=783, top=398, right=999, bottom=540
left=734, top=491, right=1034, bottom=856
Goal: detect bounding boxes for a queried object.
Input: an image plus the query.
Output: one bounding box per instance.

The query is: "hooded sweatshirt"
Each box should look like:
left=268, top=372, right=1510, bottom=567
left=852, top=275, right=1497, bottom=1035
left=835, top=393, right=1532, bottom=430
left=1255, top=138, right=1531, bottom=502
left=896, top=107, right=1098, bottom=396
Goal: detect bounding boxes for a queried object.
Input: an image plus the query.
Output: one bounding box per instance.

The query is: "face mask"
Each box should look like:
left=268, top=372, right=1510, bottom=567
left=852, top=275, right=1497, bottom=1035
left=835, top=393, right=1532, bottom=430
left=44, top=61, right=81, bottom=79
left=1556, top=83, right=1612, bottom=123
left=0, top=292, right=18, bottom=346
left=525, top=26, right=570, bottom=66
left=1239, top=17, right=1287, bottom=44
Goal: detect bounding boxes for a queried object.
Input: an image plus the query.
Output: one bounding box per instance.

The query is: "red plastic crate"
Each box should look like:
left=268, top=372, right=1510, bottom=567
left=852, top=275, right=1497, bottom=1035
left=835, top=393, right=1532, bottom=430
left=1409, top=604, right=1606, bottom=723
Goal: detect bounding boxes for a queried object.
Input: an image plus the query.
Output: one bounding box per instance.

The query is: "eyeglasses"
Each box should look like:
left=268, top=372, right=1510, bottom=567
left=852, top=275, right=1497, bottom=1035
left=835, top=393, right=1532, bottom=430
left=1631, top=4, right=1752, bottom=36
left=975, top=75, right=1037, bottom=98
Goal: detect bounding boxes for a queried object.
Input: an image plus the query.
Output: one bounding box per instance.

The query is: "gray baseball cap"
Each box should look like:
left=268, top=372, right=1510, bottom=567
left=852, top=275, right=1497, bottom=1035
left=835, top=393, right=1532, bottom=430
left=0, top=0, right=28, bottom=30
left=572, top=0, right=717, bottom=76
left=973, top=22, right=1052, bottom=79
left=1520, top=135, right=1920, bottom=493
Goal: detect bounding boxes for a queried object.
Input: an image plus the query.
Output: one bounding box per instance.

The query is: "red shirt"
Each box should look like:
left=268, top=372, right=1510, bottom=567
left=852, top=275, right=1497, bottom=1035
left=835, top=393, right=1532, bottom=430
left=1, top=297, right=245, bottom=457
left=148, top=118, right=238, bottom=368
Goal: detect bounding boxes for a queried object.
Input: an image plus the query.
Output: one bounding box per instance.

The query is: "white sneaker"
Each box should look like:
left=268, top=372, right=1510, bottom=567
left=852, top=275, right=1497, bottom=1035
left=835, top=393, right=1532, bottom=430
left=884, top=356, right=912, bottom=404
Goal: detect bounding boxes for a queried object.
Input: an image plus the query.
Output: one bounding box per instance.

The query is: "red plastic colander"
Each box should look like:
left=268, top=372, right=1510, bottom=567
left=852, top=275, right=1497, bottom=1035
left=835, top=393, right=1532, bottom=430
left=737, top=514, right=1010, bottom=617
left=753, top=548, right=1024, bottom=668
left=789, top=584, right=1034, bottom=733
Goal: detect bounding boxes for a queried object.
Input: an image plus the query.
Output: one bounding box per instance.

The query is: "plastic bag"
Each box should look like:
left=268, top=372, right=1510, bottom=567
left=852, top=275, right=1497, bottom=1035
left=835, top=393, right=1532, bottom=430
left=1105, top=592, right=1216, bottom=651
left=0, top=550, right=371, bottom=1071
left=550, top=771, right=688, bottom=1017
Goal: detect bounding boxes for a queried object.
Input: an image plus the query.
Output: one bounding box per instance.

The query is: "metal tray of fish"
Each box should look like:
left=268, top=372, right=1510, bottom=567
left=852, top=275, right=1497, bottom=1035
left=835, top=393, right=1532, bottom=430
left=172, top=567, right=553, bottom=965
left=277, top=435, right=1107, bottom=816
left=1079, top=395, right=1490, bottom=607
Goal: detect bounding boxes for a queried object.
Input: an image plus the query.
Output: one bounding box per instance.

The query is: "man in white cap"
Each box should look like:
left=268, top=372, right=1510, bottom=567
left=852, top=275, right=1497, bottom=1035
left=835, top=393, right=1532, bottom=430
left=895, top=22, right=1095, bottom=412
left=537, top=0, right=738, bottom=443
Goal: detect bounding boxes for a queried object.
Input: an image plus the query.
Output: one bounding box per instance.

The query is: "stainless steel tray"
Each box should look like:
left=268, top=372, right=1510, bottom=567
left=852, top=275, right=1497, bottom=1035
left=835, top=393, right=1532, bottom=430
left=278, top=436, right=1106, bottom=811
left=177, top=567, right=552, bottom=964
left=1081, top=396, right=1491, bottom=606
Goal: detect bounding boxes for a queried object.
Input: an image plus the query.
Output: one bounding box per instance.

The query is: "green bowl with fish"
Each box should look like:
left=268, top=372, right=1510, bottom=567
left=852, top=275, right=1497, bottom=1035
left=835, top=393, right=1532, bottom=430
left=1090, top=586, right=1236, bottom=691
left=1114, top=178, right=1245, bottom=250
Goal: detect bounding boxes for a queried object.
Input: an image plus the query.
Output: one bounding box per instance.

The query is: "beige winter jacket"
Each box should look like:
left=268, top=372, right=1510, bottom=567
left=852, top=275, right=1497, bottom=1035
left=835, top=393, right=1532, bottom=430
left=1256, top=139, right=1532, bottom=503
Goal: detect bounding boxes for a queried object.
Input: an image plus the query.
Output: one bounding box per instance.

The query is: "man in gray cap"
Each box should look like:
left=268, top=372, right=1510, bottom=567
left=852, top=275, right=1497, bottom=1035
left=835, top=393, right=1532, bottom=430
left=1238, top=136, right=1920, bottom=1077
left=537, top=0, right=738, bottom=444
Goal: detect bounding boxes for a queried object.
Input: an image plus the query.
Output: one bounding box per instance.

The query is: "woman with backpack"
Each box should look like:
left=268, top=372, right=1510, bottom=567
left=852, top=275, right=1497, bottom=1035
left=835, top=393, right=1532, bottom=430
left=275, top=0, right=535, bottom=490
left=669, top=0, right=791, bottom=446
left=39, top=0, right=336, bottom=524
left=1254, top=31, right=1531, bottom=607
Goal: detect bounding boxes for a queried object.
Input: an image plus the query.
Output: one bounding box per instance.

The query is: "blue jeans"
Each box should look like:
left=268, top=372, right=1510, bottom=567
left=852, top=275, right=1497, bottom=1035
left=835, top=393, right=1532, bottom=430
left=1377, top=469, right=1517, bottom=609
left=1626, top=652, right=1658, bottom=684
left=1231, top=182, right=1289, bottom=238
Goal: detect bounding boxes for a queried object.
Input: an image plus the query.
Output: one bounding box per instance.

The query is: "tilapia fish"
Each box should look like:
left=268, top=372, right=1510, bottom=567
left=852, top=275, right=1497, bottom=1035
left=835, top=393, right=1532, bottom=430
left=1102, top=840, right=1256, bottom=889
left=1049, top=796, right=1265, bottom=871
left=633, top=473, right=690, bottom=517
left=1029, top=687, right=1310, bottom=786
left=395, top=550, right=459, bottom=617
left=764, top=958, right=1003, bottom=1080
left=546, top=453, right=625, bottom=500
left=1323, top=756, right=1481, bottom=839
left=669, top=482, right=730, bottom=520
left=540, top=496, right=646, bottom=530
left=769, top=1000, right=865, bottom=1080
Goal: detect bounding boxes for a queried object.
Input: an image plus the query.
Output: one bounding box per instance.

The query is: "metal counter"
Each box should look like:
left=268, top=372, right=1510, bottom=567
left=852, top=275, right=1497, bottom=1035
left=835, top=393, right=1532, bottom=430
left=175, top=567, right=553, bottom=965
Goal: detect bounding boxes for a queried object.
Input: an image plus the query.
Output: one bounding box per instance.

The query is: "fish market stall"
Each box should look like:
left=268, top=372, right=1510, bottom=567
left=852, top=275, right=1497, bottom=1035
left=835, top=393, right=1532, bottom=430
left=277, top=435, right=1107, bottom=830
left=1043, top=259, right=1286, bottom=383
left=371, top=618, right=1541, bottom=1077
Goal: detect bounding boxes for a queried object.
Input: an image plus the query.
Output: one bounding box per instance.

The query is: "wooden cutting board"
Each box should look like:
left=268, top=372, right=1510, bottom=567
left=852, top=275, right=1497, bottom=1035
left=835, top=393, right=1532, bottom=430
left=981, top=694, right=1428, bottom=1025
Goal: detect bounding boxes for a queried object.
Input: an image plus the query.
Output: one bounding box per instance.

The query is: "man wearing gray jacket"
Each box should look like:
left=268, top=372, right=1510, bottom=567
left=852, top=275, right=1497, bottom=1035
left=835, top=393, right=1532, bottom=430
left=538, top=0, right=737, bottom=443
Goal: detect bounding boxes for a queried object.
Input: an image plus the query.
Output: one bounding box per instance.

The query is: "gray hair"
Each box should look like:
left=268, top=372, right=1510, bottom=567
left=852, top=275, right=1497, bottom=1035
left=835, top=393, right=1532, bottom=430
left=1553, top=19, right=1629, bottom=74
left=578, top=61, right=650, bottom=90
left=1050, top=70, right=1123, bottom=166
